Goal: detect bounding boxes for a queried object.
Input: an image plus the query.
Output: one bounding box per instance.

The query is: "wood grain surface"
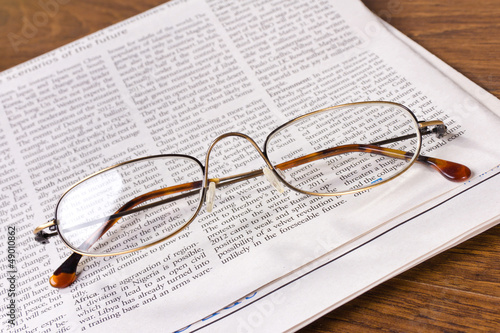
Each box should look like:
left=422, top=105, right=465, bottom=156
left=1, top=0, right=498, bottom=332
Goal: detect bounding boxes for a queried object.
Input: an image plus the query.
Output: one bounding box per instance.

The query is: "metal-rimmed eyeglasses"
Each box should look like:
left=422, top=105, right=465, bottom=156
left=34, top=101, right=471, bottom=288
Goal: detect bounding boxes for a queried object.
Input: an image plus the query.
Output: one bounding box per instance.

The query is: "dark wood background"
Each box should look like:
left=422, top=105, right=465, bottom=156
left=1, top=0, right=498, bottom=331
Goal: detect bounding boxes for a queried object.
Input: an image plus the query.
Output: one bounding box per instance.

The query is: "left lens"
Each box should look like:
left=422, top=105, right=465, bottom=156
left=56, top=156, right=203, bottom=255
left=265, top=102, right=421, bottom=195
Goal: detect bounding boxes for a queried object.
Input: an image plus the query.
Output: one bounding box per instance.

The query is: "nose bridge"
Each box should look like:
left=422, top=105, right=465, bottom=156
left=203, top=132, right=273, bottom=187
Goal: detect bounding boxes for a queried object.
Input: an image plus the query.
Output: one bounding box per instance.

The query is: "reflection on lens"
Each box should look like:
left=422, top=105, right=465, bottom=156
left=265, top=102, right=421, bottom=194
left=56, top=156, right=204, bottom=255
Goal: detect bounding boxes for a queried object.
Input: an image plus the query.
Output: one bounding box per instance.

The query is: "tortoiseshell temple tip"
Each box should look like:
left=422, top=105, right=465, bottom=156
left=49, top=252, right=82, bottom=288
left=50, top=272, right=77, bottom=288
left=420, top=156, right=472, bottom=182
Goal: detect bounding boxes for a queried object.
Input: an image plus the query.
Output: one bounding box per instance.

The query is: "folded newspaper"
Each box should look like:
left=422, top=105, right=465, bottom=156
left=0, top=0, right=498, bottom=332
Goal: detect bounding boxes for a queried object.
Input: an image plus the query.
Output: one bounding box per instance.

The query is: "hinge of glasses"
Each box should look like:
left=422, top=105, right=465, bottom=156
left=33, top=219, right=58, bottom=244
left=419, top=120, right=447, bottom=138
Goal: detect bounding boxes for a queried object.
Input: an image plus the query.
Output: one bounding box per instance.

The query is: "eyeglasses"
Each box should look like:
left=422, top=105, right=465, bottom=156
left=34, top=101, right=471, bottom=288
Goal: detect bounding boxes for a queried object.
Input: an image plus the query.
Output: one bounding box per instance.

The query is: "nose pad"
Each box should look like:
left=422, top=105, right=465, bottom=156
left=276, top=168, right=286, bottom=180
left=263, top=167, right=285, bottom=194
left=205, top=181, right=217, bottom=213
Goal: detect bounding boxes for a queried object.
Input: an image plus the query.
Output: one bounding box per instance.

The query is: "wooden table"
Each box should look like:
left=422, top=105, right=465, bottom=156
left=1, top=0, right=498, bottom=331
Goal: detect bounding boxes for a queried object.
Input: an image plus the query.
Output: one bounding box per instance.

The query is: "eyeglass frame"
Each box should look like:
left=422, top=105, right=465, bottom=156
left=33, top=101, right=470, bottom=287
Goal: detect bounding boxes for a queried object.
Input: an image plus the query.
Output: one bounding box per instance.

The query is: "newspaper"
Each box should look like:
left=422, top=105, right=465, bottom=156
left=1, top=0, right=499, bottom=332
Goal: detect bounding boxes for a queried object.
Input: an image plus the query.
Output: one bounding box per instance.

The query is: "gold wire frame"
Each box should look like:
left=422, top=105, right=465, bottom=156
left=263, top=101, right=423, bottom=196
left=48, top=155, right=206, bottom=257
left=33, top=101, right=472, bottom=288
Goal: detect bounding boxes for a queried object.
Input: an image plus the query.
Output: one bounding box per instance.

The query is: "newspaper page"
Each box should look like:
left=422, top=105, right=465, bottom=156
left=1, top=0, right=499, bottom=332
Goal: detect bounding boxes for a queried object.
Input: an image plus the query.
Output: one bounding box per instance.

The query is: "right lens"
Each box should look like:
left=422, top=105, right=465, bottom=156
left=56, top=156, right=204, bottom=255
left=265, top=102, right=421, bottom=195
